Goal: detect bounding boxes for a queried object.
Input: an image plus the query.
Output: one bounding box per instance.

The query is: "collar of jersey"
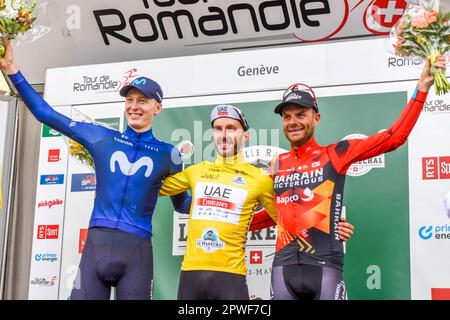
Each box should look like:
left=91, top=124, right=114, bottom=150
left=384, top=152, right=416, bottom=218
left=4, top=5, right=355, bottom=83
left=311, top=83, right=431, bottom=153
left=290, top=138, right=319, bottom=158
left=123, top=126, right=156, bottom=142
left=214, top=152, right=245, bottom=165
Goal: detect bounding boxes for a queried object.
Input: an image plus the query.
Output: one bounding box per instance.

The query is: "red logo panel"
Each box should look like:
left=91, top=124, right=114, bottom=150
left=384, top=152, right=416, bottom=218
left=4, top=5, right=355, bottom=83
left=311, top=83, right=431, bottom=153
left=249, top=251, right=263, bottom=264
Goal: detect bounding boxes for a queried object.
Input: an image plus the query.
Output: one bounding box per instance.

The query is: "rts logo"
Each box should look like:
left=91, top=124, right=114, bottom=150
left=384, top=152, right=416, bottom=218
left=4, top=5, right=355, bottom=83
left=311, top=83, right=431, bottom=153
left=37, top=225, right=59, bottom=240
left=419, top=226, right=433, bottom=240
left=363, top=0, right=407, bottom=35
left=422, top=157, right=450, bottom=180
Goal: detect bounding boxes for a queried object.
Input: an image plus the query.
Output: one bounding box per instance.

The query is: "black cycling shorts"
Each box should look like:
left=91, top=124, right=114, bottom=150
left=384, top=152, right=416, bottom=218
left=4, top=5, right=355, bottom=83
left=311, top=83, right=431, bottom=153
left=271, top=264, right=347, bottom=300
left=178, top=270, right=249, bottom=300
left=70, top=227, right=153, bottom=300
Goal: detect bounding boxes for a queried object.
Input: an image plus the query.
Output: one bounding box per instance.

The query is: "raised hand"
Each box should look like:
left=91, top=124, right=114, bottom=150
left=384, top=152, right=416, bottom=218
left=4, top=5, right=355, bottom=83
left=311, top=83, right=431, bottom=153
left=0, top=40, right=19, bottom=75
left=418, top=55, right=447, bottom=92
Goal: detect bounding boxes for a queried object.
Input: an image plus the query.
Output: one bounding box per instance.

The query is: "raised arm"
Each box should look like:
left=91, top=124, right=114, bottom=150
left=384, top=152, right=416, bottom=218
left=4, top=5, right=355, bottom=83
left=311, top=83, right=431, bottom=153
left=329, top=56, right=447, bottom=174
left=0, top=41, right=105, bottom=149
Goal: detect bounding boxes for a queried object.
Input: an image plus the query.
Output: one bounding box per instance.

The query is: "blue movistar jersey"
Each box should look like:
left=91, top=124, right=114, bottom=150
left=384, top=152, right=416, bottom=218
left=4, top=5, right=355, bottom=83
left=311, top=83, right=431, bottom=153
left=10, top=71, right=191, bottom=239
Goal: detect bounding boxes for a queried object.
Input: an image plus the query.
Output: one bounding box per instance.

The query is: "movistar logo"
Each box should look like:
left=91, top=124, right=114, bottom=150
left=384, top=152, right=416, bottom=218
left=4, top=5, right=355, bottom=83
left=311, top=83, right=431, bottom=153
left=132, top=78, right=146, bottom=86
left=419, top=226, right=433, bottom=240
left=110, top=151, right=153, bottom=178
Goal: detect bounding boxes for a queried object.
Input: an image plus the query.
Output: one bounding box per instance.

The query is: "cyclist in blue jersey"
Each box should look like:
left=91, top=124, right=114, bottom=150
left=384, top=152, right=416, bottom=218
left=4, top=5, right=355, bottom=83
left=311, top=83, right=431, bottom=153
left=0, top=42, right=191, bottom=300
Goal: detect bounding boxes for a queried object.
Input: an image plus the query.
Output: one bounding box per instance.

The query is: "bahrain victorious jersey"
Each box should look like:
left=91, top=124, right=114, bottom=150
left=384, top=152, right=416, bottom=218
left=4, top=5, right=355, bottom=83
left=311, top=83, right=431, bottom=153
left=160, top=153, right=277, bottom=276
left=251, top=88, right=428, bottom=271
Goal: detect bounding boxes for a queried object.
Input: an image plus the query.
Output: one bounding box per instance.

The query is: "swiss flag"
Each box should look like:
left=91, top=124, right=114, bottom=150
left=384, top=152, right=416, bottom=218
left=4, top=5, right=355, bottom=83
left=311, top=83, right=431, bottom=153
left=249, top=251, right=263, bottom=264
left=364, top=0, right=407, bottom=35
left=370, top=0, right=407, bottom=28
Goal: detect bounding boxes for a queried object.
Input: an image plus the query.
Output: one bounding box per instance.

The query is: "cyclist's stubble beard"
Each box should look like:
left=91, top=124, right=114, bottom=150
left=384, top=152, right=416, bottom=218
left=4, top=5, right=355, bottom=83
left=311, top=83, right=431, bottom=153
left=285, top=124, right=315, bottom=148
left=214, top=130, right=247, bottom=159
left=282, top=108, right=320, bottom=148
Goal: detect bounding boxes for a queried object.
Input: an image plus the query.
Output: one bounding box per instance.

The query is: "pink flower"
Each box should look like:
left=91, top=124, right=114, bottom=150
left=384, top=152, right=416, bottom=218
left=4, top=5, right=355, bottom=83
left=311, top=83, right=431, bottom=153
left=412, top=16, right=429, bottom=28
left=411, top=10, right=438, bottom=28
left=424, top=11, right=438, bottom=24
left=396, top=37, right=405, bottom=47
left=397, top=20, right=406, bottom=35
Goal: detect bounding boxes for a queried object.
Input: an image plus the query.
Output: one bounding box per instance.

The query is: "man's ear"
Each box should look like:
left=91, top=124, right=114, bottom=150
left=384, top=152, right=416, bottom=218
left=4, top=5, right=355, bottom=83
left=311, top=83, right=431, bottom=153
left=243, top=130, right=250, bottom=144
left=154, top=102, right=163, bottom=116
left=314, top=112, right=321, bottom=128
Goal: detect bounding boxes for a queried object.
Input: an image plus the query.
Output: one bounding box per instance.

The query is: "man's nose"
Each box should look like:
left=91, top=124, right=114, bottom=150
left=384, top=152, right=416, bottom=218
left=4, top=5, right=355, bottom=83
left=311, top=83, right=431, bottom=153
left=287, top=118, right=297, bottom=127
left=218, top=129, right=231, bottom=140
left=128, top=101, right=138, bottom=109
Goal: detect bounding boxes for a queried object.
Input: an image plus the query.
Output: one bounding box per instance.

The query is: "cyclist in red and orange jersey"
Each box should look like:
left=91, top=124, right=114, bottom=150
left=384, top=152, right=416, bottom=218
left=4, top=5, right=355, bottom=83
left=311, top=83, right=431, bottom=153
left=251, top=55, right=446, bottom=300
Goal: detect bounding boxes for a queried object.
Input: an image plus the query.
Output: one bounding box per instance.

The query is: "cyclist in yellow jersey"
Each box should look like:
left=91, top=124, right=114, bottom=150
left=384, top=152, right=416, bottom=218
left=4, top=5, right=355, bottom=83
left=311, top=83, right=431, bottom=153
left=160, top=104, right=353, bottom=300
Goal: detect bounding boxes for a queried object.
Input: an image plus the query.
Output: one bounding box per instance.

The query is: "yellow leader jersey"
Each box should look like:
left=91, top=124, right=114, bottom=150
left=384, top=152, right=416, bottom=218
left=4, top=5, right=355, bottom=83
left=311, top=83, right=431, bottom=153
left=160, top=153, right=277, bottom=276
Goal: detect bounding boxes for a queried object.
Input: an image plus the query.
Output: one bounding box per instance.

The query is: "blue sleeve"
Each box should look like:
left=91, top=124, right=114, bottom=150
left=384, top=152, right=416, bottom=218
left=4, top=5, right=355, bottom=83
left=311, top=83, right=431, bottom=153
left=167, top=145, right=191, bottom=214
left=170, top=192, right=191, bottom=214
left=9, top=71, right=106, bottom=150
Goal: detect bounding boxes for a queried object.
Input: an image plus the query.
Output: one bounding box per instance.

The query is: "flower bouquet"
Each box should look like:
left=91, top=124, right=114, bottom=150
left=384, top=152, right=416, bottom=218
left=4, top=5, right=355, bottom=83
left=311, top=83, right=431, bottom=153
left=0, top=0, right=49, bottom=57
left=391, top=0, right=450, bottom=95
left=64, top=108, right=121, bottom=171
left=68, top=138, right=95, bottom=170
left=65, top=109, right=119, bottom=171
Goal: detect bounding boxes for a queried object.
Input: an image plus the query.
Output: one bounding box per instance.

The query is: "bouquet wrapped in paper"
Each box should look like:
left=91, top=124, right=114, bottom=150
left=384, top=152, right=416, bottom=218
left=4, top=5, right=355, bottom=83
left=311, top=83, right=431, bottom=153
left=0, top=0, right=50, bottom=57
left=64, top=109, right=119, bottom=171
left=391, top=0, right=450, bottom=95
left=67, top=139, right=95, bottom=170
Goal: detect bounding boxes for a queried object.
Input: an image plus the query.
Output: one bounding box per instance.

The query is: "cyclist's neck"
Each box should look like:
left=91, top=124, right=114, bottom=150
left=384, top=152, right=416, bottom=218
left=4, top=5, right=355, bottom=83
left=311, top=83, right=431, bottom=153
left=215, top=152, right=245, bottom=165
left=290, top=137, right=318, bottom=158
left=130, top=124, right=153, bottom=133
left=291, top=136, right=315, bottom=149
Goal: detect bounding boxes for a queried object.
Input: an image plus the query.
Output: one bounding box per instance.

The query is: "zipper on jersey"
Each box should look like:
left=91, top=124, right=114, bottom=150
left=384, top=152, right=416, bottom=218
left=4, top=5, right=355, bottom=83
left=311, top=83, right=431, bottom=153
left=116, top=133, right=141, bottom=228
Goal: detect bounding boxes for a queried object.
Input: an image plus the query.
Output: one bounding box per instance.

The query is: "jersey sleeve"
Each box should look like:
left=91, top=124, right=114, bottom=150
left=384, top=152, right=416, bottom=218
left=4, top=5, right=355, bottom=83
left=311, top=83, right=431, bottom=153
left=328, top=88, right=428, bottom=174
left=9, top=71, right=106, bottom=150
left=249, top=162, right=278, bottom=231
left=249, top=209, right=277, bottom=231
left=253, top=168, right=277, bottom=227
left=159, top=164, right=193, bottom=196
left=164, top=145, right=192, bottom=214
left=168, top=144, right=184, bottom=175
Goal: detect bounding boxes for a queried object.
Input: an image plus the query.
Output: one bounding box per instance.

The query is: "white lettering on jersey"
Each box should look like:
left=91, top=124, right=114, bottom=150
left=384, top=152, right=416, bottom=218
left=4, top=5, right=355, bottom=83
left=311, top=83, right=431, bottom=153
left=110, top=151, right=153, bottom=178
left=192, top=182, right=248, bottom=224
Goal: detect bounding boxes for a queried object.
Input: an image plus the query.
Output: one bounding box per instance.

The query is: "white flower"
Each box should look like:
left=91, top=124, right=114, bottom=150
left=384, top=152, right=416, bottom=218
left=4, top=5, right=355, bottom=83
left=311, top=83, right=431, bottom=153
left=0, top=0, right=20, bottom=20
